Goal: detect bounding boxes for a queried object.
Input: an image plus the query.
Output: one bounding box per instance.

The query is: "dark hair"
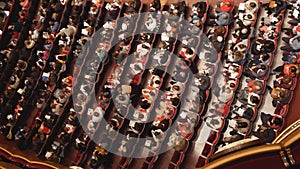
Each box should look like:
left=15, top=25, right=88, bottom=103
left=290, top=66, right=297, bottom=73
left=250, top=96, right=260, bottom=104
left=250, top=2, right=256, bottom=7
left=247, top=14, right=252, bottom=19
left=261, top=54, right=269, bottom=61
left=273, top=118, right=283, bottom=126
left=211, top=119, right=220, bottom=125
left=260, top=65, right=266, bottom=70
left=140, top=99, right=151, bottom=109
left=237, top=122, right=248, bottom=128
left=186, top=48, right=193, bottom=55
left=229, top=83, right=235, bottom=88
left=171, top=97, right=180, bottom=106
left=229, top=130, right=238, bottom=135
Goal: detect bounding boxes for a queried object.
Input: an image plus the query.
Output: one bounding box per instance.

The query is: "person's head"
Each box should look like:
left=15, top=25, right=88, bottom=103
left=290, top=66, right=297, bottom=73
left=250, top=95, right=260, bottom=104
left=195, top=21, right=201, bottom=27
left=237, top=122, right=248, bottom=128
left=173, top=9, right=179, bottom=15
left=250, top=2, right=256, bottom=8
left=217, top=36, right=223, bottom=42
left=272, top=117, right=283, bottom=126
left=186, top=48, right=193, bottom=55
left=254, top=85, right=261, bottom=90
left=260, top=65, right=266, bottom=70
left=229, top=83, right=235, bottom=88
left=271, top=88, right=280, bottom=99
left=234, top=51, right=243, bottom=59
left=140, top=98, right=151, bottom=109
left=229, top=130, right=238, bottom=135
left=155, top=79, right=160, bottom=84
left=279, top=90, right=286, bottom=98
left=211, top=119, right=219, bottom=125
left=174, top=138, right=188, bottom=152
left=170, top=97, right=180, bottom=106
left=197, top=7, right=202, bottom=13
left=260, top=54, right=269, bottom=61
left=241, top=28, right=248, bottom=34
left=247, top=14, right=252, bottom=20
left=233, top=67, right=239, bottom=72
left=225, top=1, right=231, bottom=7
left=179, top=71, right=186, bottom=78
left=222, top=14, right=228, bottom=19
left=216, top=26, right=225, bottom=34
left=200, top=78, right=206, bottom=85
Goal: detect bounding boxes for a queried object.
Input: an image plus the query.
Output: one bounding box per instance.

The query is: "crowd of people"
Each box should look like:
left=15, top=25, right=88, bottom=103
left=217, top=0, right=294, bottom=155
left=0, top=0, right=13, bottom=37
left=0, top=0, right=299, bottom=168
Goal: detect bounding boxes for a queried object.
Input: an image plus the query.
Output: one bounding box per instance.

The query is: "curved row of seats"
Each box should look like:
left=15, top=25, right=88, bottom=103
left=0, top=0, right=14, bottom=39
left=212, top=0, right=286, bottom=158
left=95, top=1, right=188, bottom=167
left=69, top=0, right=145, bottom=166
left=194, top=0, right=261, bottom=167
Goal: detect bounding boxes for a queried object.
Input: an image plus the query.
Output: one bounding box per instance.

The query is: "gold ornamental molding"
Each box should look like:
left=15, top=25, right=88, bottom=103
left=0, top=144, right=68, bottom=169
left=196, top=119, right=300, bottom=169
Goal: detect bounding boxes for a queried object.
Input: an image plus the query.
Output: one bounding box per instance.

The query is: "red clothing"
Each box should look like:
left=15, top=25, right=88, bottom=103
left=284, top=64, right=298, bottom=77
left=220, top=0, right=234, bottom=12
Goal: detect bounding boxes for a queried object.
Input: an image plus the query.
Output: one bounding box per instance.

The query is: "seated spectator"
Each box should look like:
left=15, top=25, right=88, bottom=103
left=216, top=12, right=231, bottom=26
left=238, top=89, right=261, bottom=106
left=266, top=0, right=286, bottom=16
left=246, top=79, right=264, bottom=94
left=252, top=125, right=276, bottom=143
left=281, top=35, right=300, bottom=51
left=245, top=61, right=269, bottom=79
left=75, top=134, right=89, bottom=153
left=222, top=129, right=244, bottom=145
left=282, top=52, right=298, bottom=64
left=177, top=121, right=194, bottom=138
left=227, top=50, right=246, bottom=64
left=180, top=47, right=195, bottom=62
left=217, top=0, right=234, bottom=12
left=272, top=63, right=299, bottom=77
left=194, top=74, right=210, bottom=91
left=14, top=126, right=29, bottom=150
left=251, top=39, right=275, bottom=55
left=149, top=0, right=161, bottom=12
left=251, top=53, right=271, bottom=65
left=233, top=116, right=250, bottom=134
left=90, top=146, right=108, bottom=168
left=245, top=0, right=258, bottom=13
left=105, top=0, right=121, bottom=20
left=260, top=112, right=283, bottom=130
left=209, top=34, right=225, bottom=52
left=241, top=12, right=255, bottom=27
left=56, top=25, right=76, bottom=37
left=273, top=74, right=293, bottom=89
left=233, top=25, right=251, bottom=40
left=270, top=87, right=291, bottom=106
left=192, top=1, right=207, bottom=18
left=223, top=63, right=241, bottom=79
left=231, top=105, right=254, bottom=120
left=45, top=141, right=64, bottom=163
left=204, top=114, right=223, bottom=130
